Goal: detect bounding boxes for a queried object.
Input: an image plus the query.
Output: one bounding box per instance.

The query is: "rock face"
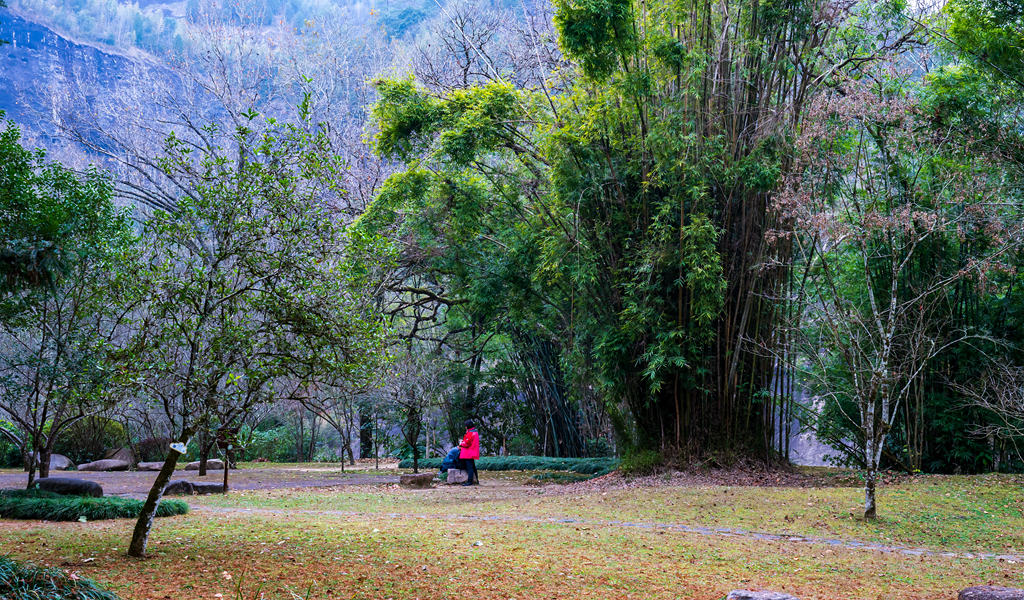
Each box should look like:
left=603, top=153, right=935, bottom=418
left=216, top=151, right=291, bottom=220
left=959, top=587, right=1024, bottom=600
left=48, top=454, right=74, bottom=471
left=136, top=461, right=165, bottom=471
left=35, top=477, right=102, bottom=497
left=164, top=480, right=226, bottom=495
left=104, top=447, right=136, bottom=464
left=727, top=592, right=800, bottom=600
left=77, top=459, right=130, bottom=472
left=185, top=459, right=226, bottom=471
left=399, top=473, right=435, bottom=489
left=446, top=468, right=469, bottom=484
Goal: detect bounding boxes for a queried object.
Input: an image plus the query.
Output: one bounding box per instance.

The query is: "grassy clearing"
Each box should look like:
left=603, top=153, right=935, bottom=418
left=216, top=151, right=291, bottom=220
left=0, top=489, right=188, bottom=522
left=1, top=501, right=1021, bottom=600
left=192, top=473, right=1024, bottom=554
left=1, top=469, right=1022, bottom=600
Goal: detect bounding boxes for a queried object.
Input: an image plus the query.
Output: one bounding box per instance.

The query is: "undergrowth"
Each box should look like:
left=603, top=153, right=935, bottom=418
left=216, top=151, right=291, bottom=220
left=0, top=489, right=188, bottom=521
left=0, top=555, right=122, bottom=599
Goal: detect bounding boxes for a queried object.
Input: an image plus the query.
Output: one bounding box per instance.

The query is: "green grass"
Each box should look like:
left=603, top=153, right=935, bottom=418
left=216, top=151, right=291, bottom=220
left=0, top=554, right=122, bottom=599
left=0, top=489, right=188, bottom=522
left=398, top=455, right=618, bottom=475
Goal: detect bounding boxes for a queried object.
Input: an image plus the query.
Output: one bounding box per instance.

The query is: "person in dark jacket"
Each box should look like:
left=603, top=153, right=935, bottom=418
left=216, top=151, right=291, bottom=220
left=458, top=419, right=480, bottom=486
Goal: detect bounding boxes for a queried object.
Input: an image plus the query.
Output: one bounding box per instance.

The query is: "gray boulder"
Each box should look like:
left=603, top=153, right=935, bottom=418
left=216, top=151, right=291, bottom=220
left=35, top=477, right=102, bottom=497
left=48, top=454, right=74, bottom=471
left=446, top=468, right=469, bottom=484
left=77, top=459, right=130, bottom=472
left=728, top=592, right=800, bottom=600
left=184, top=459, right=225, bottom=471
left=959, top=587, right=1024, bottom=600
left=136, top=461, right=166, bottom=471
left=399, top=473, right=435, bottom=489
left=104, top=447, right=136, bottom=463
left=164, top=480, right=225, bottom=495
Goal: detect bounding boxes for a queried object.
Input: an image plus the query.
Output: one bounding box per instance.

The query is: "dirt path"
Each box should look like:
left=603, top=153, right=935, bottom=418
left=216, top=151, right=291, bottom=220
left=195, top=504, right=1024, bottom=564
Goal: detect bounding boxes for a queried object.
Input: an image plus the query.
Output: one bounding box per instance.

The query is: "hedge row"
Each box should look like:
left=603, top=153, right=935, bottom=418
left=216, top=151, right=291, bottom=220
left=0, top=555, right=122, bottom=600
left=0, top=489, right=188, bottom=521
left=399, top=455, right=618, bottom=475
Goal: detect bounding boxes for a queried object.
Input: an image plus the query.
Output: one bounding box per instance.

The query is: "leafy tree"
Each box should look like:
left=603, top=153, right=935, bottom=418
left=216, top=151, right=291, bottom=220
left=126, top=105, right=390, bottom=557
left=0, top=116, right=137, bottom=486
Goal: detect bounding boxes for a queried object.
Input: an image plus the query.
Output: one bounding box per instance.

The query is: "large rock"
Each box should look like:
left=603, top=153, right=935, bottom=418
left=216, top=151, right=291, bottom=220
left=184, top=459, right=226, bottom=471
left=959, top=587, right=1024, bottom=600
left=104, top=447, right=136, bottom=463
left=48, top=454, right=74, bottom=471
left=445, top=468, right=469, bottom=484
left=77, top=459, right=130, bottom=472
left=136, top=461, right=166, bottom=471
left=164, top=480, right=225, bottom=496
left=35, top=477, right=102, bottom=497
left=728, top=592, right=800, bottom=600
left=399, top=473, right=435, bottom=489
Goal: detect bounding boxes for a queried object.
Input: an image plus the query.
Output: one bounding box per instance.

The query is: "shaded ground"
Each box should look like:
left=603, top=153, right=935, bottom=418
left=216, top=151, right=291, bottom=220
left=0, top=464, right=400, bottom=497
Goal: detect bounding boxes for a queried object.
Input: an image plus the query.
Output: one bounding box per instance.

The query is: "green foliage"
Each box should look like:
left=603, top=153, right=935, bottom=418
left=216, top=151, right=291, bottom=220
left=0, top=489, right=188, bottom=521
left=52, top=417, right=129, bottom=465
left=618, top=448, right=661, bottom=475
left=0, top=555, right=122, bottom=600
left=399, top=455, right=618, bottom=475
left=553, top=0, right=636, bottom=80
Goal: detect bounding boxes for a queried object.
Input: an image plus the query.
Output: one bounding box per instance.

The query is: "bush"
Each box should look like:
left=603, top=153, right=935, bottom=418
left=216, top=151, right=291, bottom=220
left=133, top=437, right=173, bottom=462
left=0, top=489, right=188, bottom=521
left=398, top=455, right=618, bottom=476
left=53, top=417, right=129, bottom=465
left=619, top=449, right=662, bottom=475
left=0, top=555, right=122, bottom=599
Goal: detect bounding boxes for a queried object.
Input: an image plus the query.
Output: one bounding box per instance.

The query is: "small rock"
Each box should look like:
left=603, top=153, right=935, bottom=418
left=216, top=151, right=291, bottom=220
left=48, top=454, right=74, bottom=471
left=35, top=477, right=103, bottom=497
left=473, top=540, right=483, bottom=547
left=184, top=459, right=226, bottom=471
left=399, top=473, right=435, bottom=489
left=728, top=591, right=800, bottom=600
left=959, top=587, right=1024, bottom=600
left=77, top=459, right=130, bottom=472
left=446, top=468, right=469, bottom=484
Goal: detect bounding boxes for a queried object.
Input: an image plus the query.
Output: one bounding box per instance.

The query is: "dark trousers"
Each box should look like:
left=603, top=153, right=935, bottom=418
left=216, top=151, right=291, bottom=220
left=462, top=459, right=477, bottom=484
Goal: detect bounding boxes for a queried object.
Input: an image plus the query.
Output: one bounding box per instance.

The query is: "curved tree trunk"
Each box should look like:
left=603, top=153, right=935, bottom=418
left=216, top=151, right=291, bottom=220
left=128, top=433, right=191, bottom=557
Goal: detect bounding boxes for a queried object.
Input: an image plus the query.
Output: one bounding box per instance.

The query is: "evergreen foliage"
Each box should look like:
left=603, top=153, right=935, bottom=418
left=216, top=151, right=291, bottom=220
left=399, top=455, right=618, bottom=475
left=0, top=555, right=122, bottom=600
left=0, top=489, right=188, bottom=521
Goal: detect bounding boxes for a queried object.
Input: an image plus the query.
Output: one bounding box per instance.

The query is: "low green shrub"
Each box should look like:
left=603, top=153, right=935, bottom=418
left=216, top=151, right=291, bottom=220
left=398, top=455, right=618, bottom=475
left=0, top=489, right=188, bottom=521
left=619, top=449, right=662, bottom=475
left=0, top=554, right=122, bottom=599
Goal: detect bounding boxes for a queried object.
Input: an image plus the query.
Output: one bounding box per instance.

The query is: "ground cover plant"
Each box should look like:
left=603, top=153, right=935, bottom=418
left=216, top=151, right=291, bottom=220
left=0, top=555, right=122, bottom=600
left=0, top=489, right=188, bottom=522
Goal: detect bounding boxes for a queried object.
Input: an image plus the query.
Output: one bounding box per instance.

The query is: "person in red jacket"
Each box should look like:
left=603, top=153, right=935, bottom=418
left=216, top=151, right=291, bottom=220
left=458, top=419, right=480, bottom=486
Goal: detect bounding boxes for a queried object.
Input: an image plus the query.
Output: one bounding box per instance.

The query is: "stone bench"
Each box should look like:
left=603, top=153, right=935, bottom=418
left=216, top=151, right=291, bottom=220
left=34, top=477, right=103, bottom=497
left=399, top=473, right=435, bottom=489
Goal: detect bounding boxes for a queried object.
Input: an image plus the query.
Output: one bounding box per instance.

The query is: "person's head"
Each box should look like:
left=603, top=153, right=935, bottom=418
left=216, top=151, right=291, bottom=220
left=463, top=418, right=475, bottom=430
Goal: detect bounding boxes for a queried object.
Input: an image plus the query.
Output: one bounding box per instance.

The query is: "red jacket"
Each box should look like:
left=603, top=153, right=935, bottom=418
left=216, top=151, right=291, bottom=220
left=459, top=428, right=480, bottom=460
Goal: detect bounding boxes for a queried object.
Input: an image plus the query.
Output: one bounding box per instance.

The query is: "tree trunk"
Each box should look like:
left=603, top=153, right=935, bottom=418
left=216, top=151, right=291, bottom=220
left=863, top=468, right=877, bottom=519
left=25, top=447, right=39, bottom=489
left=359, top=406, right=373, bottom=459
left=198, top=433, right=211, bottom=476
left=38, top=446, right=51, bottom=479
left=128, top=440, right=188, bottom=557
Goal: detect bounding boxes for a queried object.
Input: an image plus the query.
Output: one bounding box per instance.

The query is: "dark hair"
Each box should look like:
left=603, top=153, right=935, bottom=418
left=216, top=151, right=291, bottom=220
left=463, top=419, right=475, bottom=430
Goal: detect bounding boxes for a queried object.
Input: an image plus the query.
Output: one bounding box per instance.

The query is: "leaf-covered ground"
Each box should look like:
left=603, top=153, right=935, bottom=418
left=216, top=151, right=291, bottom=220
left=1, top=467, right=1022, bottom=599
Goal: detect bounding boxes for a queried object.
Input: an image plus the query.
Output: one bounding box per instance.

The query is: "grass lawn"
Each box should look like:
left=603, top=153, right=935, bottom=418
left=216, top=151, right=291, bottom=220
left=1, top=468, right=1022, bottom=600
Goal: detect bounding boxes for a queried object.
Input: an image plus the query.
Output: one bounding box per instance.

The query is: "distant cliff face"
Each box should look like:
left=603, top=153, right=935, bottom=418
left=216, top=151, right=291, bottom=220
left=0, top=10, right=142, bottom=150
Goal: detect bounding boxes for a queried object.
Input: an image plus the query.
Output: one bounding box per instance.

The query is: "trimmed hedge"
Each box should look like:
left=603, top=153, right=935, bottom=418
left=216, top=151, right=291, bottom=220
left=0, top=555, right=122, bottom=599
left=399, top=455, right=618, bottom=476
left=0, top=489, right=188, bottom=521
